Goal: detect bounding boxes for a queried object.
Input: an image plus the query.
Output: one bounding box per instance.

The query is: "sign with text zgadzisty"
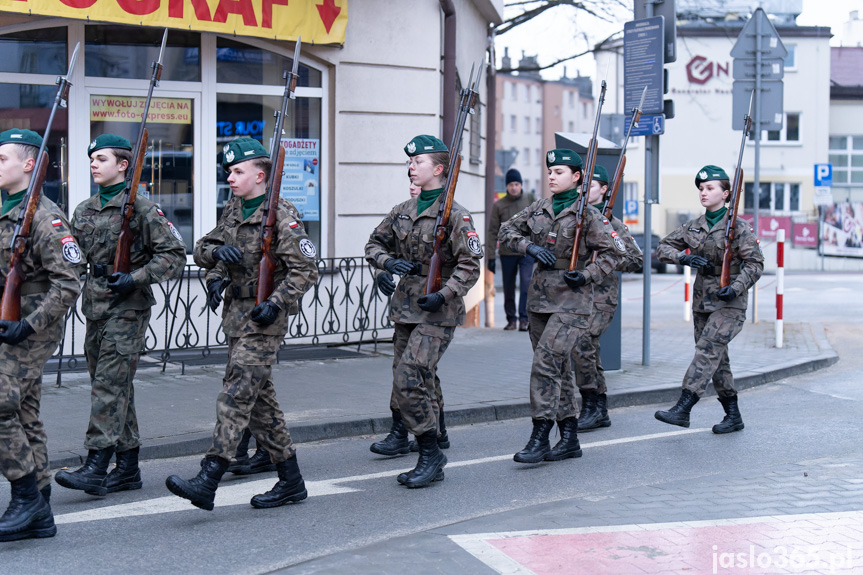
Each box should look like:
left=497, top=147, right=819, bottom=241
left=91, top=96, right=191, bottom=124
left=1, top=0, right=347, bottom=44
left=279, top=138, right=319, bottom=221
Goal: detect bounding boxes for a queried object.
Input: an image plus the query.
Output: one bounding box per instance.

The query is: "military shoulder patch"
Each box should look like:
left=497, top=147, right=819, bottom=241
left=288, top=221, right=299, bottom=229
left=299, top=238, right=317, bottom=259
left=466, top=231, right=482, bottom=255
left=51, top=218, right=62, bottom=227
left=167, top=222, right=184, bottom=242
left=463, top=215, right=471, bottom=221
left=60, top=236, right=82, bottom=264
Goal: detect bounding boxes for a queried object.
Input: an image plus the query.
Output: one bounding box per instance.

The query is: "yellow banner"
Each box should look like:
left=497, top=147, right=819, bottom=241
left=90, top=95, right=192, bottom=124
left=1, top=0, right=347, bottom=44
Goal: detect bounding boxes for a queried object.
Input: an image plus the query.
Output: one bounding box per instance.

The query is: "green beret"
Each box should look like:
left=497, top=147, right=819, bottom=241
left=0, top=129, right=42, bottom=148
left=546, top=148, right=583, bottom=170
left=592, top=165, right=610, bottom=184
left=222, top=137, right=269, bottom=170
left=88, top=134, right=132, bottom=157
left=695, top=165, right=729, bottom=187
left=404, top=135, right=448, bottom=157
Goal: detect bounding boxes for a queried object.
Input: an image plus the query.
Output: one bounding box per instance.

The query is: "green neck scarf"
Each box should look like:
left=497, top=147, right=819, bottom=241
left=552, top=188, right=580, bottom=216
left=242, top=194, right=267, bottom=221
left=99, top=182, right=126, bottom=208
left=1, top=190, right=27, bottom=216
left=705, top=206, right=728, bottom=229
left=417, top=187, right=443, bottom=216
left=593, top=202, right=604, bottom=211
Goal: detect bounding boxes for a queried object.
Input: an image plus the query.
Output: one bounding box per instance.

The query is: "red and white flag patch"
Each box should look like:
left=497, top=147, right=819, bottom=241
left=466, top=231, right=478, bottom=237
left=157, top=208, right=164, bottom=216
left=288, top=221, right=299, bottom=229
left=51, top=218, right=62, bottom=227
left=463, top=215, right=471, bottom=221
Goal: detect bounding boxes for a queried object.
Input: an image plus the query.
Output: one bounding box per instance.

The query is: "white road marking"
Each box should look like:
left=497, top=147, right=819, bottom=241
left=447, top=510, right=863, bottom=575
left=54, top=428, right=708, bottom=525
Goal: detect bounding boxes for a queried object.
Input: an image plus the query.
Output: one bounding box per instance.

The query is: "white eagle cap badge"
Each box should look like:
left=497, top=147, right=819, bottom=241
left=407, top=141, right=417, bottom=154
left=225, top=149, right=235, bottom=163
left=547, top=151, right=556, bottom=164
left=89, top=140, right=97, bottom=151
left=699, top=170, right=708, bottom=180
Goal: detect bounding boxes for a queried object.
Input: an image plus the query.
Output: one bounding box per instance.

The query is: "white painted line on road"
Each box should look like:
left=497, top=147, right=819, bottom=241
left=54, top=428, right=708, bottom=525
left=447, top=510, right=863, bottom=575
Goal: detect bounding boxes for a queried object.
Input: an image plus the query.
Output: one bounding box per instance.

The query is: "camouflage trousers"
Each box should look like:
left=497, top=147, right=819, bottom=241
left=682, top=308, right=746, bottom=398
left=528, top=311, right=589, bottom=421
left=84, top=309, right=149, bottom=451
left=207, top=333, right=295, bottom=464
left=0, top=338, right=58, bottom=489
left=573, top=308, right=615, bottom=394
left=391, top=322, right=455, bottom=436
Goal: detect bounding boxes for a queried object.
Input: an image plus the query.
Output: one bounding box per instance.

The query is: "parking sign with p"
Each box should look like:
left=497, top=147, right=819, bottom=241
left=814, top=163, right=832, bottom=187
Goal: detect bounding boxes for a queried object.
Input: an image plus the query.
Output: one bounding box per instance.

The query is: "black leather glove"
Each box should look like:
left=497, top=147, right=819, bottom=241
left=213, top=245, right=243, bottom=264
left=717, top=286, right=738, bottom=302
left=384, top=258, right=417, bottom=276
left=563, top=270, right=587, bottom=290
left=0, top=320, right=34, bottom=346
left=526, top=244, right=556, bottom=268
left=417, top=292, right=445, bottom=312
left=250, top=300, right=280, bottom=326
left=679, top=253, right=709, bottom=269
left=107, top=272, right=136, bottom=295
left=487, top=257, right=496, bottom=273
left=207, top=278, right=228, bottom=312
left=377, top=271, right=396, bottom=297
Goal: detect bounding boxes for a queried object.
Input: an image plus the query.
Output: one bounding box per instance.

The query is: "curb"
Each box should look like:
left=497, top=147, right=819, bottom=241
left=48, top=336, right=839, bottom=470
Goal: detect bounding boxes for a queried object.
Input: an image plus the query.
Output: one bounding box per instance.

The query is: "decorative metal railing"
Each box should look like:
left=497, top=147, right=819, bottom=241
left=49, top=257, right=393, bottom=382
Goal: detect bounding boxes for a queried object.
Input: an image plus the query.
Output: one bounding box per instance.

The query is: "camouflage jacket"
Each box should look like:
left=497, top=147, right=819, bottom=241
left=593, top=215, right=644, bottom=313
left=365, top=197, right=482, bottom=327
left=0, top=194, right=81, bottom=345
left=487, top=192, right=534, bottom=257
left=194, top=196, right=319, bottom=337
left=657, top=214, right=764, bottom=312
left=498, top=197, right=626, bottom=314
left=72, top=193, right=186, bottom=321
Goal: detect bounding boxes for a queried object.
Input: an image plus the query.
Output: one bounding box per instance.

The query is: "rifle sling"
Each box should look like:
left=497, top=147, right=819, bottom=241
left=699, top=265, right=741, bottom=277
left=230, top=285, right=258, bottom=299
left=418, top=263, right=455, bottom=279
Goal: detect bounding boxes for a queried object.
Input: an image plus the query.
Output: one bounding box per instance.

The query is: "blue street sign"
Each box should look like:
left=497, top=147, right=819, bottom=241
left=814, top=163, right=832, bottom=187
left=626, top=113, right=665, bottom=137
left=624, top=17, right=665, bottom=115
left=625, top=199, right=639, bottom=216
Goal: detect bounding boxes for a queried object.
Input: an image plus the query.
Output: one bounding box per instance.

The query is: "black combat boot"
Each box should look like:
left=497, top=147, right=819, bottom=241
left=247, top=447, right=277, bottom=474
left=227, top=428, right=252, bottom=474
left=370, top=410, right=410, bottom=456
left=250, top=456, right=308, bottom=508
left=596, top=394, right=611, bottom=426
left=104, top=447, right=143, bottom=493
left=545, top=418, right=583, bottom=461
left=655, top=389, right=700, bottom=428
left=403, top=431, right=447, bottom=488
left=576, top=390, right=606, bottom=431
left=0, top=472, right=55, bottom=542
left=409, top=410, right=450, bottom=452
left=165, top=456, right=229, bottom=511
left=39, top=485, right=51, bottom=505
left=513, top=419, right=554, bottom=463
left=54, top=446, right=116, bottom=496
left=712, top=396, right=745, bottom=434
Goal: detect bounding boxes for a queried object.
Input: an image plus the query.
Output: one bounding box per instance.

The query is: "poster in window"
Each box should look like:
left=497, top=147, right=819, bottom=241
left=821, top=201, right=863, bottom=258
left=278, top=138, right=320, bottom=221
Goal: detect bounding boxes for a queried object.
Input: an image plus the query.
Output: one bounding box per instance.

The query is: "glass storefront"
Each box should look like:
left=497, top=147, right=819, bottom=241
left=0, top=20, right=325, bottom=254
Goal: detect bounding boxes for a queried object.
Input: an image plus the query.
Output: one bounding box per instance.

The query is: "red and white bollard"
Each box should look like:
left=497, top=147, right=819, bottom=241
left=683, top=249, right=692, bottom=322
left=776, top=229, right=785, bottom=348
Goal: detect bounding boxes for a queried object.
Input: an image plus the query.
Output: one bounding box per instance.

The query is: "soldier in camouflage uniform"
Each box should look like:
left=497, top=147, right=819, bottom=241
left=499, top=149, right=626, bottom=464
left=570, top=165, right=643, bottom=431
left=0, top=129, right=81, bottom=541
left=365, top=135, right=481, bottom=488
left=56, top=134, right=186, bottom=497
left=166, top=137, right=319, bottom=511
left=655, top=165, right=764, bottom=433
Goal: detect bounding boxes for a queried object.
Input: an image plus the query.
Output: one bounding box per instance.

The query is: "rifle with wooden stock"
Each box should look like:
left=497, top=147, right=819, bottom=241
left=257, top=38, right=301, bottom=305
left=568, top=79, right=607, bottom=272
left=721, top=91, right=754, bottom=288
left=424, top=59, right=484, bottom=295
left=111, top=29, right=168, bottom=291
left=0, top=42, right=80, bottom=322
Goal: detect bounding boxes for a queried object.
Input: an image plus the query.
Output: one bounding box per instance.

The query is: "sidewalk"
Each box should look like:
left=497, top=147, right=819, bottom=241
left=41, top=307, right=837, bottom=469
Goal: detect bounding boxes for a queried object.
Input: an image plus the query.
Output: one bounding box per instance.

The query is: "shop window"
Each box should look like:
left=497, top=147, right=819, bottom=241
left=217, top=37, right=321, bottom=87
left=744, top=182, right=800, bottom=213
left=0, top=83, right=69, bottom=211
left=85, top=26, right=201, bottom=82
left=0, top=27, right=67, bottom=75
left=216, top=93, right=322, bottom=248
